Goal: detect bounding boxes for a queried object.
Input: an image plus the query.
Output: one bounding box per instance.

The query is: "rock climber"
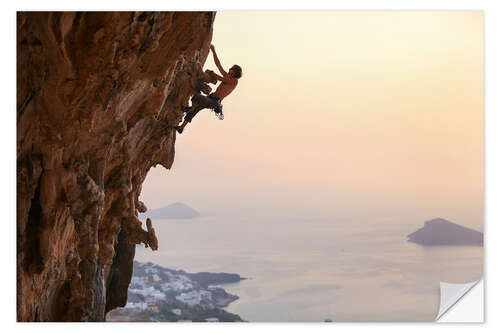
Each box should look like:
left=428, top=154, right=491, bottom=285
left=175, top=44, right=242, bottom=134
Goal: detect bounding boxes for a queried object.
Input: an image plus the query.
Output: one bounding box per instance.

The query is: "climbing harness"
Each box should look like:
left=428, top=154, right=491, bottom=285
left=186, top=92, right=224, bottom=120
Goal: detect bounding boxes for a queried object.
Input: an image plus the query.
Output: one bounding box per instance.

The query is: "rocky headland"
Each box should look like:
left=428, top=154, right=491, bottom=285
left=106, top=261, right=244, bottom=322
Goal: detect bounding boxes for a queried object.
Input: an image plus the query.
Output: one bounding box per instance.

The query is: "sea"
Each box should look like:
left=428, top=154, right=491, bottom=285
left=134, top=216, right=483, bottom=322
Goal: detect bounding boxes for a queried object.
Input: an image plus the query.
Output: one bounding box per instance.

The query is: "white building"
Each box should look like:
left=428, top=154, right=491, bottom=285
left=151, top=290, right=166, bottom=301
left=205, top=317, right=219, bottom=322
left=176, top=291, right=202, bottom=306
left=131, top=286, right=155, bottom=297
left=125, top=302, right=147, bottom=311
left=145, top=295, right=155, bottom=306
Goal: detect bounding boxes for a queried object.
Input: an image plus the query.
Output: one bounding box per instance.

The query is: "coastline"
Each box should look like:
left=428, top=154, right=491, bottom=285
left=107, top=261, right=244, bottom=322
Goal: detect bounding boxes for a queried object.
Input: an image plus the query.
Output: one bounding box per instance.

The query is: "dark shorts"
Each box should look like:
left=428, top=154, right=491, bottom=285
left=184, top=93, right=222, bottom=123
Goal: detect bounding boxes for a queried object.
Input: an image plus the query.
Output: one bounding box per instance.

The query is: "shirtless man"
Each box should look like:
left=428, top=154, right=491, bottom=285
left=175, top=44, right=242, bottom=134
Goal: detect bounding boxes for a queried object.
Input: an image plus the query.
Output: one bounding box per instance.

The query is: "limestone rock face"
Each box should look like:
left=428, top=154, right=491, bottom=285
left=17, top=11, right=215, bottom=321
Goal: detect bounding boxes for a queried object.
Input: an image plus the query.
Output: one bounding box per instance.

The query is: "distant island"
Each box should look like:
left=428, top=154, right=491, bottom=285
left=141, top=202, right=200, bottom=219
left=407, top=218, right=483, bottom=246
left=107, top=261, right=245, bottom=322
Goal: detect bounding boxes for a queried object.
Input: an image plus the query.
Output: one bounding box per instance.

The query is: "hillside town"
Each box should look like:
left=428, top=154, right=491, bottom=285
left=106, top=261, right=244, bottom=322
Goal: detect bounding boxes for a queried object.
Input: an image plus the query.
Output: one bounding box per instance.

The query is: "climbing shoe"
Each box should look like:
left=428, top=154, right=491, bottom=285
left=175, top=126, right=183, bottom=134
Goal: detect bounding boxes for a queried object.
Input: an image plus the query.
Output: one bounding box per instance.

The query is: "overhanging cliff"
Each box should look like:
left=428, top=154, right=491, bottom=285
left=17, top=11, right=215, bottom=321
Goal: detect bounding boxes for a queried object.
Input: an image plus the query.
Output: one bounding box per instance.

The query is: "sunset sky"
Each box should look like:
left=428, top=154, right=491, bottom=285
left=140, top=11, right=483, bottom=228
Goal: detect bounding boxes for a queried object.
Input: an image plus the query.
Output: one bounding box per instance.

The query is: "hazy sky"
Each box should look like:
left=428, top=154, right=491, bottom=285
left=140, top=11, right=483, bottom=228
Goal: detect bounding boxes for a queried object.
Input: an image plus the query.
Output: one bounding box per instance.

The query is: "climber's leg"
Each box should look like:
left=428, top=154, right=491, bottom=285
left=185, top=105, right=204, bottom=122
left=175, top=93, right=218, bottom=134
left=175, top=105, right=204, bottom=134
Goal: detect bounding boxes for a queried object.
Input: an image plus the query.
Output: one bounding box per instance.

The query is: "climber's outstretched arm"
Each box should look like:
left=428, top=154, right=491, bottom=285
left=210, top=44, right=228, bottom=77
